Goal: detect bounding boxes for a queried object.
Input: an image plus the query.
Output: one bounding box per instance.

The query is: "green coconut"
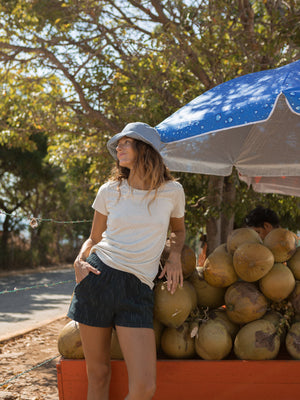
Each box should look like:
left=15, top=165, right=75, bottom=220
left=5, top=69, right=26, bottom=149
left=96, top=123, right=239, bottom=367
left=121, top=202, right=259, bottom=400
left=285, top=322, right=300, bottom=360
left=154, top=281, right=194, bottom=328
left=195, top=319, right=232, bottom=360
left=180, top=244, right=197, bottom=278
left=288, top=281, right=300, bottom=314
left=212, top=243, right=228, bottom=253
left=293, top=313, right=300, bottom=323
left=188, top=268, right=226, bottom=308
left=287, top=247, right=300, bottom=280
left=262, top=310, right=282, bottom=325
left=203, top=245, right=238, bottom=288
left=225, top=281, right=268, bottom=324
left=58, top=320, right=84, bottom=359
left=264, top=228, right=297, bottom=262
left=184, top=280, right=198, bottom=310
left=161, top=322, right=196, bottom=359
left=233, top=242, right=274, bottom=282
left=208, top=308, right=239, bottom=339
left=227, top=228, right=262, bottom=255
left=153, top=318, right=164, bottom=352
left=262, top=310, right=287, bottom=344
left=234, top=319, right=280, bottom=360
left=259, top=263, right=295, bottom=302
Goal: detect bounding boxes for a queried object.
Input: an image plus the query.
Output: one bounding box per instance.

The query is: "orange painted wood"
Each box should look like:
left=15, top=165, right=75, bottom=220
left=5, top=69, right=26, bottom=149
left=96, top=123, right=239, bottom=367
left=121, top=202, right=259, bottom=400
left=57, top=358, right=300, bottom=400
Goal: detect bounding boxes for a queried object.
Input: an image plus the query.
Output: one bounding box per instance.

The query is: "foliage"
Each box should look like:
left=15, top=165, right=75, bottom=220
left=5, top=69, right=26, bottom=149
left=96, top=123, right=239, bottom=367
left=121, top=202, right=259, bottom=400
left=0, top=0, right=299, bottom=266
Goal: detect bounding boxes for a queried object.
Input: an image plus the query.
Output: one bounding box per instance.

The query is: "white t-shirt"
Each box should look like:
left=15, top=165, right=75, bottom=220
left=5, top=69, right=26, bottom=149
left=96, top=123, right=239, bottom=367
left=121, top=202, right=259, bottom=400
left=91, top=179, right=185, bottom=289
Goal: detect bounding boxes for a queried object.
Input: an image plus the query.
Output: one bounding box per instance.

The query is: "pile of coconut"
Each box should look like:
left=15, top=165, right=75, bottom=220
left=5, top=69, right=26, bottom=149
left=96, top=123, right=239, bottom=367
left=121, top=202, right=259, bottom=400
left=58, top=228, right=300, bottom=361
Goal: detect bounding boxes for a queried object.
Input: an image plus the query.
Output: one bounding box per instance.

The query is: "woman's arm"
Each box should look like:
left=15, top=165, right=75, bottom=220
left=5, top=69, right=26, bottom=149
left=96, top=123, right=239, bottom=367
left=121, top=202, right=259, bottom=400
left=74, top=210, right=107, bottom=283
left=159, top=216, right=186, bottom=294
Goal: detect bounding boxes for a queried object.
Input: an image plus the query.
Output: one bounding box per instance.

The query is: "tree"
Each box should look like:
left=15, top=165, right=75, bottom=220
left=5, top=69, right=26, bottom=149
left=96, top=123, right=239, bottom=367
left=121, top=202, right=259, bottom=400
left=0, top=131, right=53, bottom=267
left=0, top=70, right=95, bottom=268
left=0, top=0, right=299, bottom=261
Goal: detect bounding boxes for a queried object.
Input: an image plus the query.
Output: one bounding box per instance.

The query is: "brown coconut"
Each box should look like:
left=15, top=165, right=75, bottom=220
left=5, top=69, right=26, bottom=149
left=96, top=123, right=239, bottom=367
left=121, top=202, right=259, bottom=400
left=294, top=313, right=300, bottom=323
left=181, top=244, right=197, bottom=278
left=287, top=247, right=300, bottom=280
left=212, top=243, right=228, bottom=253
left=285, top=322, right=300, bottom=360
left=259, top=263, right=295, bottom=302
left=262, top=310, right=287, bottom=344
left=234, top=319, right=280, bottom=360
left=184, top=280, right=198, bottom=310
left=153, top=318, right=164, bottom=351
left=227, top=228, right=262, bottom=255
left=264, top=228, right=297, bottom=262
left=161, top=242, right=196, bottom=279
left=195, top=319, right=232, bottom=360
left=233, top=242, right=274, bottom=282
left=161, top=322, right=196, bottom=359
left=58, top=320, right=84, bottom=359
left=154, top=281, right=194, bottom=328
left=188, top=268, right=226, bottom=308
left=225, top=281, right=268, bottom=324
left=289, top=281, right=300, bottom=314
left=203, top=246, right=238, bottom=288
left=208, top=308, right=239, bottom=338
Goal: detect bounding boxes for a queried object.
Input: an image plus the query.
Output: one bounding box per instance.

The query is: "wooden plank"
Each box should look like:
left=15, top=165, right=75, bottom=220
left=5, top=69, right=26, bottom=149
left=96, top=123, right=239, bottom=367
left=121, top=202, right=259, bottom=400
left=57, top=358, right=300, bottom=400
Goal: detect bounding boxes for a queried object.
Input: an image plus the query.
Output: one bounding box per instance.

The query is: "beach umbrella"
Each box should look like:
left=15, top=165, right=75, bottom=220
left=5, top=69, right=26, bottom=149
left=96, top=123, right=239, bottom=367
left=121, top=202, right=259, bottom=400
left=156, top=60, right=300, bottom=197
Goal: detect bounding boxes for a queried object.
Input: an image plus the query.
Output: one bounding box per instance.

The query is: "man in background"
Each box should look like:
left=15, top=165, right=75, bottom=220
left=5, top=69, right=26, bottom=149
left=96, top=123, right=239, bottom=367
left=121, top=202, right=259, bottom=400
left=244, top=205, right=280, bottom=240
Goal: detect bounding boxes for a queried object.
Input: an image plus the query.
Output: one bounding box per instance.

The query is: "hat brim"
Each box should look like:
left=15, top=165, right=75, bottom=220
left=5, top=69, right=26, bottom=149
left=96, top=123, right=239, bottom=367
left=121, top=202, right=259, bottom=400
left=107, top=129, right=161, bottom=160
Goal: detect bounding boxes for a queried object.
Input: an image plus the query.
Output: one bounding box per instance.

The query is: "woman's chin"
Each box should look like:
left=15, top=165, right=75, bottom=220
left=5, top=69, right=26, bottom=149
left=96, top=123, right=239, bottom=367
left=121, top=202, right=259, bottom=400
left=119, top=161, right=132, bottom=169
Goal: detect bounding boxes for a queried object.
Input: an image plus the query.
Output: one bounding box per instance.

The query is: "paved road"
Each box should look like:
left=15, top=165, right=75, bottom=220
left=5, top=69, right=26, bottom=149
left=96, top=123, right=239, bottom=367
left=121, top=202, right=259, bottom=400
left=0, top=267, right=76, bottom=341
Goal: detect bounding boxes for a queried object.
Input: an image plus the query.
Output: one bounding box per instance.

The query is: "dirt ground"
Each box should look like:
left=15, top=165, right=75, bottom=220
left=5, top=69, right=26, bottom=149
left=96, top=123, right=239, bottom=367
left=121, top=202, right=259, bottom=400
left=0, top=316, right=70, bottom=400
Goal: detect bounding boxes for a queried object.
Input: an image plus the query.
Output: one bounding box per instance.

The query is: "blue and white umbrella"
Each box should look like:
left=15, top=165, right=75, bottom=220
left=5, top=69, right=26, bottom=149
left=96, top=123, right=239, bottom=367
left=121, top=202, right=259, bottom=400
left=156, top=60, right=300, bottom=197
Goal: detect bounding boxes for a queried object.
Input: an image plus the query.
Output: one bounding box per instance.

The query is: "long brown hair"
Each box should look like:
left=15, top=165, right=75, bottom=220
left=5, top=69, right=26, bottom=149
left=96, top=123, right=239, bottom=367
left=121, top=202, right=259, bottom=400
left=109, top=139, right=175, bottom=200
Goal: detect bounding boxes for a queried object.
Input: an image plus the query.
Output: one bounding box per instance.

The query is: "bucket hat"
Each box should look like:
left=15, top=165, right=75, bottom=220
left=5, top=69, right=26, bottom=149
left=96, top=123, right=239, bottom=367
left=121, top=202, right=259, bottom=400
left=107, top=122, right=162, bottom=160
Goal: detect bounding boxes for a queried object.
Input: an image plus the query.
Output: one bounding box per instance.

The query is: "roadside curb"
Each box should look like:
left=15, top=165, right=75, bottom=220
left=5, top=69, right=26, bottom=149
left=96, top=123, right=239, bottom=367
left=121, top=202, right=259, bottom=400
left=0, top=315, right=70, bottom=344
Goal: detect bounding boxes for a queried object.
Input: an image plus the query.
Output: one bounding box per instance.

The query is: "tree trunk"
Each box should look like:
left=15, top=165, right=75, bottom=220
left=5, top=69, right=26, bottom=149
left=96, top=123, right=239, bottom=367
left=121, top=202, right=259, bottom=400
left=220, top=176, right=236, bottom=244
left=206, top=175, right=224, bottom=255
left=0, top=214, right=10, bottom=269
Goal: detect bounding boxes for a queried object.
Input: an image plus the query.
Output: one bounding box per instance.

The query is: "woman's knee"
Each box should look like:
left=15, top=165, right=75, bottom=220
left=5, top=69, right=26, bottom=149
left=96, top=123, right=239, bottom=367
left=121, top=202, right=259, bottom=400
left=87, top=363, right=111, bottom=389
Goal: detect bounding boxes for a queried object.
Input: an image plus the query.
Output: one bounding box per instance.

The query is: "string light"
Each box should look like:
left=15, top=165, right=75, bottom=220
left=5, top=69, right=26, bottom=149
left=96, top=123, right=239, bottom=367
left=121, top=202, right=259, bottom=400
left=0, top=210, right=92, bottom=226
left=0, top=279, right=74, bottom=295
left=0, top=355, right=60, bottom=388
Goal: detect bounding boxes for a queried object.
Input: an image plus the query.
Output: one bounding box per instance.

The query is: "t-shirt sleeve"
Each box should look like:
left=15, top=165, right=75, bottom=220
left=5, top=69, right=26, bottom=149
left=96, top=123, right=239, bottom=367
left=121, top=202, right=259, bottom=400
left=92, top=184, right=108, bottom=216
left=170, top=184, right=185, bottom=218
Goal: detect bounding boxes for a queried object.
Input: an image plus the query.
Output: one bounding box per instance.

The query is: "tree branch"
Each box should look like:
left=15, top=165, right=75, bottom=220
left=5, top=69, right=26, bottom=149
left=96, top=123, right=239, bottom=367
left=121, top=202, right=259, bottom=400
left=0, top=41, right=120, bottom=132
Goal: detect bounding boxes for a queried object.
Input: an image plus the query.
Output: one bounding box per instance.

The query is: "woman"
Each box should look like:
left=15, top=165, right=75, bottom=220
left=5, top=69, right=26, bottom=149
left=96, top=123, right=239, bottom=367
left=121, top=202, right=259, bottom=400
left=68, top=122, right=186, bottom=400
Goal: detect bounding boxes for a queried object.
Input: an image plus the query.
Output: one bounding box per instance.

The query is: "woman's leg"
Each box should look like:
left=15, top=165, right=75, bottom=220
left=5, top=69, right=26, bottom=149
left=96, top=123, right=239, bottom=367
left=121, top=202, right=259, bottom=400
left=116, top=326, right=156, bottom=400
left=79, top=323, right=112, bottom=400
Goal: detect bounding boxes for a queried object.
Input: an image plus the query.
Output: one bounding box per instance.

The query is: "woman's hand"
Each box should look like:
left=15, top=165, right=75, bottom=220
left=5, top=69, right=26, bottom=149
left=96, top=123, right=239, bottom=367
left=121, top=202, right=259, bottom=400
left=73, top=211, right=107, bottom=283
left=158, top=252, right=183, bottom=294
left=159, top=216, right=185, bottom=294
left=74, top=256, right=100, bottom=283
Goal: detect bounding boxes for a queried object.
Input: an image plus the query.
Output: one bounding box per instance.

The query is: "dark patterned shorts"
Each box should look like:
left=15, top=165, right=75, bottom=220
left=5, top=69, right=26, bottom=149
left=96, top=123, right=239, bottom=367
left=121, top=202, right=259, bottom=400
left=67, top=253, right=154, bottom=329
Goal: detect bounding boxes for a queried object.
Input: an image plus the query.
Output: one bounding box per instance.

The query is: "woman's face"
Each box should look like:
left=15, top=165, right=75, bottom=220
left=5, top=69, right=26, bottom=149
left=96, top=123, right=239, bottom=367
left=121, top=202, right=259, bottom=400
left=116, top=136, right=136, bottom=169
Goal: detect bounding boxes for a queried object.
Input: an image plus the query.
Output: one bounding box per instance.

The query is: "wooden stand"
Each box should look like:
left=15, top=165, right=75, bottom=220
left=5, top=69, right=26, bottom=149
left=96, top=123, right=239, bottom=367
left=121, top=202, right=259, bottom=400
left=57, top=357, right=300, bottom=400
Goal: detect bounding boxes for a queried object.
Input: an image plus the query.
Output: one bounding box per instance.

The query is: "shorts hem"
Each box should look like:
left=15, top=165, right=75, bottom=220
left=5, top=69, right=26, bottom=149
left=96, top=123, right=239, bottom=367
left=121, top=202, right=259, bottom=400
left=115, top=322, right=154, bottom=329
left=67, top=314, right=113, bottom=328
